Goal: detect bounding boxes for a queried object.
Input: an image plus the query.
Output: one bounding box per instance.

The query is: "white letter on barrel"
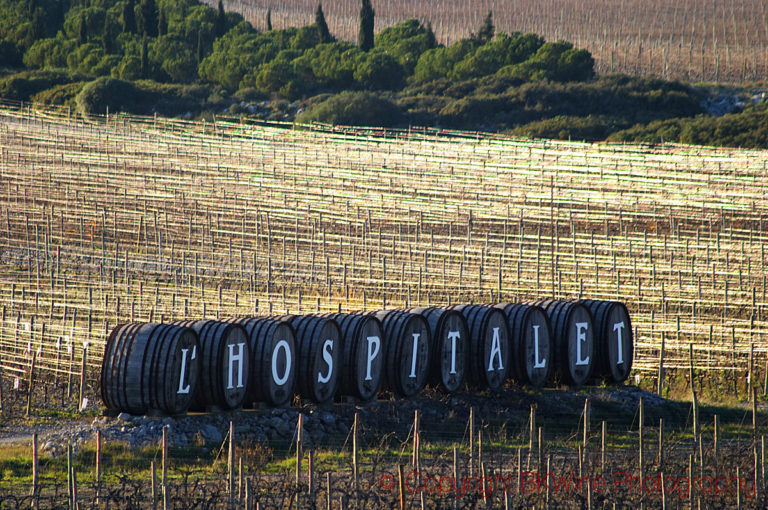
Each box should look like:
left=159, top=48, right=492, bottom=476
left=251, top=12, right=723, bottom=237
left=613, top=322, right=626, bottom=365
left=365, top=336, right=380, bottom=381
left=447, top=330, right=461, bottom=374
left=575, top=322, right=590, bottom=366
left=227, top=342, right=246, bottom=389
left=177, top=345, right=196, bottom=394
left=532, top=325, right=546, bottom=369
left=318, top=339, right=334, bottom=384
left=487, top=327, right=504, bottom=371
left=409, top=333, right=421, bottom=378
left=272, top=340, right=291, bottom=386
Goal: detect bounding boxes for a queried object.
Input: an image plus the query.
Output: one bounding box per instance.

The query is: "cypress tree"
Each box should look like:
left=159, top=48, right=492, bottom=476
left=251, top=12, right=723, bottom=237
left=196, top=27, right=203, bottom=64
left=139, top=0, right=158, bottom=37
left=315, top=3, right=332, bottom=43
left=358, top=0, right=374, bottom=51
left=475, top=11, right=494, bottom=44
left=122, top=0, right=137, bottom=34
left=140, top=36, right=148, bottom=77
left=266, top=8, right=272, bottom=30
left=425, top=21, right=436, bottom=49
left=215, top=0, right=226, bottom=37
left=102, top=15, right=111, bottom=52
left=78, top=12, right=87, bottom=45
left=158, top=7, right=166, bottom=36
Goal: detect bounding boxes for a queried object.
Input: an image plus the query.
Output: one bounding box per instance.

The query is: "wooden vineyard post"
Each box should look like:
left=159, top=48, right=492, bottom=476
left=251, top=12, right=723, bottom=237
left=151, top=461, right=157, bottom=510
left=79, top=342, right=88, bottom=412
left=31, top=432, right=38, bottom=509
left=469, top=407, right=474, bottom=476
left=308, top=450, right=314, bottom=496
left=714, top=415, right=719, bottom=468
left=296, top=414, right=303, bottom=486
left=583, top=399, right=590, bottom=449
left=601, top=421, right=606, bottom=473
left=528, top=405, right=535, bottom=469
left=658, top=418, right=664, bottom=468
left=26, top=348, right=36, bottom=418
left=96, top=430, right=102, bottom=505
left=638, top=398, right=644, bottom=508
left=398, top=464, right=406, bottom=510
left=657, top=333, right=665, bottom=396
left=353, top=412, right=359, bottom=495
left=326, top=472, right=332, bottom=510
left=162, top=426, right=168, bottom=510
left=229, top=421, right=235, bottom=505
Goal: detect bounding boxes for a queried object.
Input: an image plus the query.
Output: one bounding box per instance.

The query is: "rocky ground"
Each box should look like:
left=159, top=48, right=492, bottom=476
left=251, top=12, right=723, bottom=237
left=0, top=382, right=675, bottom=458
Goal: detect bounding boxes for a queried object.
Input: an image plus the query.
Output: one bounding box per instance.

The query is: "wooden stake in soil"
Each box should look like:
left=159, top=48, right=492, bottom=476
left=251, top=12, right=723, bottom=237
left=469, top=407, right=475, bottom=476
left=151, top=461, right=157, bottom=510
left=353, top=412, right=359, bottom=493
left=308, top=450, right=314, bottom=495
left=296, top=414, right=303, bottom=485
left=601, top=421, right=606, bottom=473
left=31, top=432, right=38, bottom=507
left=229, top=421, right=235, bottom=503
left=78, top=343, right=88, bottom=411
left=95, top=430, right=102, bottom=505
left=398, top=465, right=406, bottom=510
left=327, top=472, right=333, bottom=510
left=26, top=348, right=36, bottom=418
left=162, top=425, right=168, bottom=510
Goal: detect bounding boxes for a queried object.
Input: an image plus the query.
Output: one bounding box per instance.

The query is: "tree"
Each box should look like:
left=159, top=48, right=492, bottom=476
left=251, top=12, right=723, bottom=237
left=266, top=9, right=272, bottom=30
left=140, top=36, right=148, bottom=77
left=315, top=4, right=332, bottom=43
left=358, top=0, right=374, bottom=51
left=425, top=21, right=436, bottom=49
left=474, top=11, right=494, bottom=45
left=78, top=13, right=88, bottom=45
left=139, top=0, right=158, bottom=37
left=122, top=0, right=137, bottom=34
left=215, top=0, right=226, bottom=37
left=158, top=8, right=167, bottom=36
left=196, top=27, right=203, bottom=64
left=102, top=15, right=112, bottom=52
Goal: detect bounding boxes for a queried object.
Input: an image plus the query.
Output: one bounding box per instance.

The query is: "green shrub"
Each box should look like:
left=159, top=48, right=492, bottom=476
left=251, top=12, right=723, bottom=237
left=296, top=91, right=402, bottom=127
left=75, top=76, right=144, bottom=114
left=354, top=51, right=404, bottom=90
left=31, top=81, right=85, bottom=106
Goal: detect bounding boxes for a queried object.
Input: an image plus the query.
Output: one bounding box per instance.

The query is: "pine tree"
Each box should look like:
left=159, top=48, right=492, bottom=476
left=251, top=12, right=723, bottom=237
left=158, top=8, right=166, bottom=36
left=266, top=8, right=272, bottom=30
left=475, top=11, right=494, bottom=45
left=122, top=0, right=137, bottom=34
left=78, top=12, right=87, bottom=45
left=315, top=3, right=332, bottom=43
left=358, top=0, right=374, bottom=51
left=215, top=0, right=226, bottom=37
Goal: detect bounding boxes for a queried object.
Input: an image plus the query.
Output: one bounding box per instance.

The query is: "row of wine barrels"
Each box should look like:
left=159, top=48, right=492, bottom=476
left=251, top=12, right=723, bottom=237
left=323, top=312, right=385, bottom=402
left=407, top=307, right=467, bottom=392
left=289, top=315, right=341, bottom=404
left=172, top=320, right=250, bottom=411
left=375, top=310, right=431, bottom=397
left=495, top=304, right=552, bottom=387
left=229, top=316, right=296, bottom=407
left=101, top=323, right=199, bottom=415
left=450, top=305, right=510, bottom=390
left=101, top=301, right=633, bottom=415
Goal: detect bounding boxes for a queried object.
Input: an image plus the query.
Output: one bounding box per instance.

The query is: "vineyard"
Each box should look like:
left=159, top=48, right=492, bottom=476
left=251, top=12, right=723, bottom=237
left=217, top=0, right=768, bottom=83
left=0, top=101, right=768, bottom=506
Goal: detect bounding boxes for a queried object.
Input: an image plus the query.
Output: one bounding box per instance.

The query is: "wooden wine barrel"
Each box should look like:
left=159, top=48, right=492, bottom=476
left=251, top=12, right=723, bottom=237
left=407, top=307, right=467, bottom=392
left=579, top=300, right=633, bottom=383
left=289, top=315, right=342, bottom=404
left=101, top=322, right=200, bottom=415
left=374, top=311, right=431, bottom=398
left=323, top=312, right=385, bottom=401
left=450, top=305, right=510, bottom=390
left=229, top=316, right=296, bottom=407
left=533, top=300, right=594, bottom=386
left=494, top=303, right=552, bottom=387
left=172, top=320, right=250, bottom=411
